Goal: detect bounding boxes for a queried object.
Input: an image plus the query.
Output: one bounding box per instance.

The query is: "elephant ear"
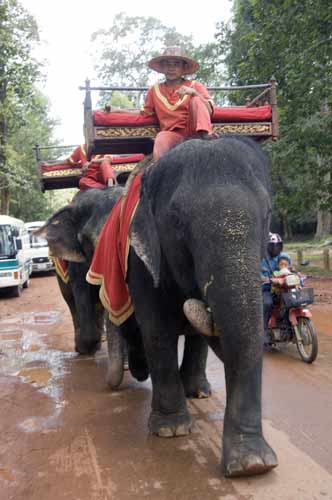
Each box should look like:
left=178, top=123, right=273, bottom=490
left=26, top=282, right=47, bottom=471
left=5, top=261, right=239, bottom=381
left=130, top=197, right=161, bottom=288
left=36, top=205, right=86, bottom=262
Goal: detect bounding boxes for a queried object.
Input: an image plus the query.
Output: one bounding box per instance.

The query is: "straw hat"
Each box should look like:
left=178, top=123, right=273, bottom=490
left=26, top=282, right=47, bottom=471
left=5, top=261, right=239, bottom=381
left=148, top=47, right=199, bottom=75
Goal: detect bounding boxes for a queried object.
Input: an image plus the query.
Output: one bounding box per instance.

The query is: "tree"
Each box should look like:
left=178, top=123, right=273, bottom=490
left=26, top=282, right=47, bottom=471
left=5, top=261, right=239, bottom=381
left=91, top=12, right=224, bottom=108
left=8, top=89, right=60, bottom=221
left=217, top=0, right=332, bottom=237
left=0, top=0, right=40, bottom=214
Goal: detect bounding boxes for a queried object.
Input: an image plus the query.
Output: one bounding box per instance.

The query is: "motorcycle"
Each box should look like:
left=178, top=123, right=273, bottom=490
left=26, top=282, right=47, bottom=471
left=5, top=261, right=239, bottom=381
left=267, top=273, right=318, bottom=363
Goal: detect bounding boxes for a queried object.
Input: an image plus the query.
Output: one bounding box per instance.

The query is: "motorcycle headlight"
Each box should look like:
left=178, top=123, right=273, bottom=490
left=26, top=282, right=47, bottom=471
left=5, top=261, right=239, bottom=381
left=285, top=274, right=301, bottom=287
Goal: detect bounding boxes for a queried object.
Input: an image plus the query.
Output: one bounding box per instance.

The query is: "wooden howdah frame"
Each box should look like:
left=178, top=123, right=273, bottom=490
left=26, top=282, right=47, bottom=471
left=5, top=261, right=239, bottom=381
left=36, top=78, right=278, bottom=190
left=80, top=78, right=278, bottom=160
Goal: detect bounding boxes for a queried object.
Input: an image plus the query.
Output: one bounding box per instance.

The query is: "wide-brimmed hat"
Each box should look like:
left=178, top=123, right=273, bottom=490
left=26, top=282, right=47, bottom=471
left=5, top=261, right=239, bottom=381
left=148, top=47, right=199, bottom=75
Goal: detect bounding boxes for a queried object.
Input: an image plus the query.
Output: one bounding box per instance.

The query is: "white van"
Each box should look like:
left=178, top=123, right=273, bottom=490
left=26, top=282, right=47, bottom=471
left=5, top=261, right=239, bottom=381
left=25, top=221, right=54, bottom=273
left=0, top=215, right=33, bottom=297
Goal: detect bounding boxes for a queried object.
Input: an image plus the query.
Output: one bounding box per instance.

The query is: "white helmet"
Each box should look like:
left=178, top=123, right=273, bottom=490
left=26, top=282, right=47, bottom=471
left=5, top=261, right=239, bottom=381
left=267, top=232, right=283, bottom=256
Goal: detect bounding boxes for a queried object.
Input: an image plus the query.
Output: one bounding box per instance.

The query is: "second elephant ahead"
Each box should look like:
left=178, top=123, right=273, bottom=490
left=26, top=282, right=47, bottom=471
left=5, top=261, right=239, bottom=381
left=45, top=185, right=211, bottom=394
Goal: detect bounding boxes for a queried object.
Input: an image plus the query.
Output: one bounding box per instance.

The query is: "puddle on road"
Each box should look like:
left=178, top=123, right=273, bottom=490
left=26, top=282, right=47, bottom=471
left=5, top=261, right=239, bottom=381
left=0, top=468, right=15, bottom=482
left=0, top=330, right=23, bottom=342
left=0, top=310, right=75, bottom=433
left=0, top=310, right=61, bottom=327
left=18, top=367, right=52, bottom=386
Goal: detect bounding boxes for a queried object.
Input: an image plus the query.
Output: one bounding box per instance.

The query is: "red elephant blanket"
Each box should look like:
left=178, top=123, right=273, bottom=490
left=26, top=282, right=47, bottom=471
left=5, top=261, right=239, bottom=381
left=52, top=256, right=70, bottom=284
left=86, top=171, right=143, bottom=325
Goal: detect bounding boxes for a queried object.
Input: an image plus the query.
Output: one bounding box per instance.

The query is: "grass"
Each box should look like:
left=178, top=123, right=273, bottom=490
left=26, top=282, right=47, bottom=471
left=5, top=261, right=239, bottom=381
left=284, top=240, right=332, bottom=278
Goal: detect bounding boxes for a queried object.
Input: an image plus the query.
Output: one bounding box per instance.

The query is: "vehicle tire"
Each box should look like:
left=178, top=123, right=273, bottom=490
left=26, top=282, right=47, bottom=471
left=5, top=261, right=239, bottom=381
left=23, top=278, right=30, bottom=289
left=12, top=285, right=23, bottom=298
left=105, top=319, right=125, bottom=389
left=295, top=317, right=318, bottom=364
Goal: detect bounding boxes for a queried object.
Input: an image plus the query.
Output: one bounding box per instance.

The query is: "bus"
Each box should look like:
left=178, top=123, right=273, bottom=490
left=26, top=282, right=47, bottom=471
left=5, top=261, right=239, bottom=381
left=0, top=215, right=32, bottom=297
left=25, top=221, right=54, bottom=273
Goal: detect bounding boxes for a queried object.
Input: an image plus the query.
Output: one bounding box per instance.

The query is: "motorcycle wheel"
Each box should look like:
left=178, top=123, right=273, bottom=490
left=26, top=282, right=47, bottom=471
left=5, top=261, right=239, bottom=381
left=295, top=317, right=318, bottom=364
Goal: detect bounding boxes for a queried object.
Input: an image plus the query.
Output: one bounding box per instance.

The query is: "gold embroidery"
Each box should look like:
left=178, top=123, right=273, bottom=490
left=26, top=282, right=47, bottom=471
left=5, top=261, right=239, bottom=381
left=96, top=126, right=159, bottom=138
left=212, top=123, right=271, bottom=135
left=42, top=168, right=81, bottom=177
left=153, top=81, right=194, bottom=111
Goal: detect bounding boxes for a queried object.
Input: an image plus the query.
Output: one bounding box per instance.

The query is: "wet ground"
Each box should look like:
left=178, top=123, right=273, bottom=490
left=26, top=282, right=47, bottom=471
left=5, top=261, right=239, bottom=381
left=1, top=274, right=332, bottom=500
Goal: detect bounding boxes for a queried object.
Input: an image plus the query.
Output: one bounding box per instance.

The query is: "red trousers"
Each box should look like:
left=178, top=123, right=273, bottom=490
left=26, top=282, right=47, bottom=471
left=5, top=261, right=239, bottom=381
left=79, top=159, right=116, bottom=190
left=153, top=96, right=212, bottom=160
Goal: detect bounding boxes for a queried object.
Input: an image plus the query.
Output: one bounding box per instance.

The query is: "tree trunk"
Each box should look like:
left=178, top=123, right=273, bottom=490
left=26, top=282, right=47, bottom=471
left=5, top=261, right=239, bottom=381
left=0, top=67, right=9, bottom=214
left=315, top=210, right=332, bottom=238
left=0, top=185, right=10, bottom=214
left=281, top=210, right=293, bottom=240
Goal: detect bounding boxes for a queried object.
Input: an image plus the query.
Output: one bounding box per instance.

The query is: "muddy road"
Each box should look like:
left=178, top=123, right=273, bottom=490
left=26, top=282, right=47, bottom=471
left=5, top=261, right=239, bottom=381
left=1, top=274, right=332, bottom=500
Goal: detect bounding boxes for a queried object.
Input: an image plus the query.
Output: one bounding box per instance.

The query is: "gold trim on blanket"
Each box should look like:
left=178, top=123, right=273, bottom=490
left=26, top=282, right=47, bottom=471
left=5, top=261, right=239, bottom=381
left=86, top=269, right=134, bottom=326
left=52, top=257, right=70, bottom=284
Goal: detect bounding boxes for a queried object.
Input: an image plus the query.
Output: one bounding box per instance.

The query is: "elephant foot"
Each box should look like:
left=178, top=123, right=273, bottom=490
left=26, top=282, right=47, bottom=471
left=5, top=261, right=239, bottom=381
left=222, top=433, right=278, bottom=478
left=75, top=339, right=101, bottom=355
left=128, top=346, right=149, bottom=382
left=180, top=372, right=211, bottom=399
left=149, top=410, right=193, bottom=437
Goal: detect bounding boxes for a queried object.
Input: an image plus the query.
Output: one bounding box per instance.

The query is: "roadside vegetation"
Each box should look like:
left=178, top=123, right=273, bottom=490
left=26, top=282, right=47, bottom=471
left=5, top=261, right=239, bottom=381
left=1, top=0, right=332, bottom=243
left=284, top=240, right=332, bottom=278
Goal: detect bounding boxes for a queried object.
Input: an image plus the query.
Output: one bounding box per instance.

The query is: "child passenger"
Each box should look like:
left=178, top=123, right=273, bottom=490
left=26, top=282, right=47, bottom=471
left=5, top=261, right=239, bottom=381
left=273, top=255, right=292, bottom=277
left=273, top=255, right=305, bottom=286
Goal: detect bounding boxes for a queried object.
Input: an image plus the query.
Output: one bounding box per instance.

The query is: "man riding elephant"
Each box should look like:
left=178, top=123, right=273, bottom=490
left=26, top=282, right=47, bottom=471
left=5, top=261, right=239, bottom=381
left=110, top=46, right=214, bottom=159
left=39, top=135, right=277, bottom=478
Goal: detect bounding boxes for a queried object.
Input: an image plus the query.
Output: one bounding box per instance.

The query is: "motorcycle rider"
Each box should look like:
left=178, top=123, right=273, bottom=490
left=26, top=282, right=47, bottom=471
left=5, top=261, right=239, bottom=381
left=261, top=233, right=292, bottom=346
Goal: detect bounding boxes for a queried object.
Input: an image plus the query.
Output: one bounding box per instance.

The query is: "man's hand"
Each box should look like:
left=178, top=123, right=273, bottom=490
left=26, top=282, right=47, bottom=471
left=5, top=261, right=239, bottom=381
left=177, top=85, right=197, bottom=97
left=261, top=277, right=271, bottom=283
left=82, top=162, right=90, bottom=173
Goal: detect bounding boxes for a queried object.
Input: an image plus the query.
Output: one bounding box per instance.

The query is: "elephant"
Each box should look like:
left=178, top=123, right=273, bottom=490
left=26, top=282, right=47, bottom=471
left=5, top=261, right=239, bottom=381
left=39, top=136, right=277, bottom=477
left=42, top=184, right=211, bottom=395
left=49, top=187, right=123, bottom=356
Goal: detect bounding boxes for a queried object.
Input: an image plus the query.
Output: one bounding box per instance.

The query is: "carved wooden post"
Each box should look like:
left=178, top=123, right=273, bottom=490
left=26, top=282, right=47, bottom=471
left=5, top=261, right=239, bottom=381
left=83, top=78, right=94, bottom=160
left=270, top=76, right=279, bottom=140
left=297, top=250, right=303, bottom=267
left=34, top=143, right=41, bottom=163
left=323, top=249, right=330, bottom=271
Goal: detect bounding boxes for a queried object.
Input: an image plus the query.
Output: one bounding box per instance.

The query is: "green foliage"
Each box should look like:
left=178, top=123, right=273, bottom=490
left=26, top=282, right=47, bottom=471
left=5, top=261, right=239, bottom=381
left=91, top=13, right=194, bottom=88
left=91, top=12, right=223, bottom=107
left=219, top=0, right=332, bottom=235
left=0, top=0, right=58, bottom=219
left=9, top=89, right=60, bottom=220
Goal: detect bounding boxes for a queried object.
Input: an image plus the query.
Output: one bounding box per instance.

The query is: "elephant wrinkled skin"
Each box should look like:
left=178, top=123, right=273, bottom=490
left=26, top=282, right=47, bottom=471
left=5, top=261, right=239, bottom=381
left=40, top=136, right=277, bottom=477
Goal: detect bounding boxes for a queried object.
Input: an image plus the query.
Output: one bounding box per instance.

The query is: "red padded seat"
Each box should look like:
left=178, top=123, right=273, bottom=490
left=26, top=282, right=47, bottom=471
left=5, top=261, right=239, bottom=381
left=93, top=105, right=272, bottom=127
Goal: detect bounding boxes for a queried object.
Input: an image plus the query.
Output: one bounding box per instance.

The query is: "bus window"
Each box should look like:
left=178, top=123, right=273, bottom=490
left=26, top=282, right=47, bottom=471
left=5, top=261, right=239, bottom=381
left=0, top=225, right=15, bottom=258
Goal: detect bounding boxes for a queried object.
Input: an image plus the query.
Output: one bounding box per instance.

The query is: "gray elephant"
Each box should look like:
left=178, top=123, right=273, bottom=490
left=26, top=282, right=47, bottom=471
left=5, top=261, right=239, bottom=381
left=42, top=185, right=210, bottom=395
left=49, top=188, right=123, bottom=355
left=40, top=136, right=277, bottom=477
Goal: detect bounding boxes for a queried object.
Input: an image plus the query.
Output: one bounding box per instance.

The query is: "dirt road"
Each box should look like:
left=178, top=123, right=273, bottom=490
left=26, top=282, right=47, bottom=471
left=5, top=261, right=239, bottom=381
left=1, top=274, right=332, bottom=500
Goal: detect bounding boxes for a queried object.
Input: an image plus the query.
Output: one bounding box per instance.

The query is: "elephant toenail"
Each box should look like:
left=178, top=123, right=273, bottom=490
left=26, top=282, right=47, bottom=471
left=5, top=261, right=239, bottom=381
left=158, top=427, right=174, bottom=437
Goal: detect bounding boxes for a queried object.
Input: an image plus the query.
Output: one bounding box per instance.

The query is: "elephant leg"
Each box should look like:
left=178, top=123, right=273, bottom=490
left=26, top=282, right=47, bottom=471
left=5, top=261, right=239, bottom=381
left=69, top=264, right=102, bottom=354
left=180, top=335, right=211, bottom=398
left=209, top=277, right=278, bottom=477
left=56, top=276, right=81, bottom=350
left=128, top=256, right=192, bottom=437
left=105, top=318, right=125, bottom=389
left=121, top=316, right=149, bottom=382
